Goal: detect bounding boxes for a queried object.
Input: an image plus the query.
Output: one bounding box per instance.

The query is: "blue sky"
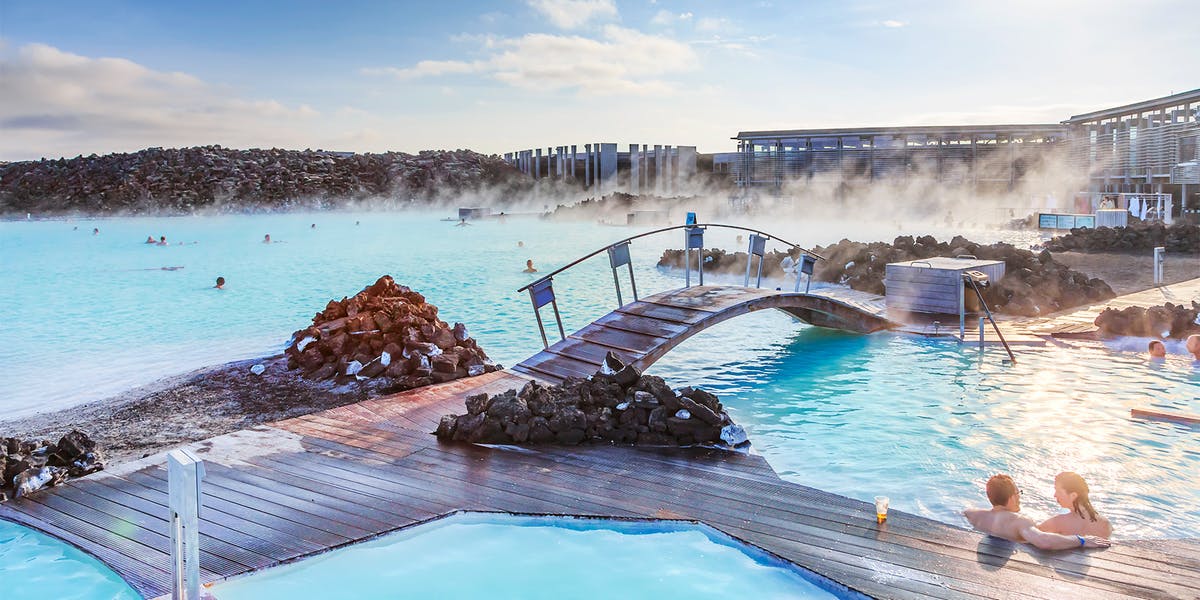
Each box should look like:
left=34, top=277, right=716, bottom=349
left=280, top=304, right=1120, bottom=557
left=1, top=0, right=1196, bottom=160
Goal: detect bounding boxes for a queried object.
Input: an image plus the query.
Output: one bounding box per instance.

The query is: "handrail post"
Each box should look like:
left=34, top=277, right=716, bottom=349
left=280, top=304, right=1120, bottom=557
left=627, top=261, right=639, bottom=301
left=528, top=278, right=562, bottom=348
left=795, top=253, right=815, bottom=293
left=685, top=226, right=705, bottom=287
left=168, top=448, right=205, bottom=600
left=608, top=241, right=634, bottom=307
left=744, top=234, right=768, bottom=288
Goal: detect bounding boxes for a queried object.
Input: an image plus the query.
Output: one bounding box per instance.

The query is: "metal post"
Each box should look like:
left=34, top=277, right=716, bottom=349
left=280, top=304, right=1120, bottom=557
left=627, top=261, right=638, bottom=301
left=612, top=268, right=623, bottom=306
left=685, top=247, right=691, bottom=287
left=958, top=277, right=966, bottom=341
left=168, top=449, right=205, bottom=600
left=1153, top=246, right=1165, bottom=285
left=550, top=298, right=566, bottom=341
left=530, top=290, right=549, bottom=348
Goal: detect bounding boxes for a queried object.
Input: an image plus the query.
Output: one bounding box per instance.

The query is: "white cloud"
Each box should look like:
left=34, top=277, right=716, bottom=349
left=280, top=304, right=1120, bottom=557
left=527, top=0, right=618, bottom=29
left=695, top=17, right=732, bottom=33
left=365, top=25, right=697, bottom=95
left=881, top=20, right=906, bottom=28
left=651, top=10, right=693, bottom=26
left=360, top=59, right=478, bottom=80
left=0, top=43, right=322, bottom=159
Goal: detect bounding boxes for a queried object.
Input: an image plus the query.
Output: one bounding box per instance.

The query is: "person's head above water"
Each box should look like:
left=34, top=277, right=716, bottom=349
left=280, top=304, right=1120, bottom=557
left=986, top=473, right=1019, bottom=510
left=1148, top=340, right=1166, bottom=358
left=214, top=276, right=225, bottom=289
left=1054, top=472, right=1100, bottom=522
left=263, top=234, right=271, bottom=243
left=1187, top=334, right=1200, bottom=360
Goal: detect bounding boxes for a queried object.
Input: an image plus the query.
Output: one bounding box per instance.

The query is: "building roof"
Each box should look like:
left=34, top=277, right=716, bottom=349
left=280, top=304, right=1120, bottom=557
left=1063, top=88, right=1200, bottom=124
left=734, top=123, right=1065, bottom=140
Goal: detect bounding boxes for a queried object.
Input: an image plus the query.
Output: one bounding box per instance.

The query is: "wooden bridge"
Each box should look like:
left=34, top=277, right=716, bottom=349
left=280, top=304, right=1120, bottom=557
left=512, top=285, right=895, bottom=384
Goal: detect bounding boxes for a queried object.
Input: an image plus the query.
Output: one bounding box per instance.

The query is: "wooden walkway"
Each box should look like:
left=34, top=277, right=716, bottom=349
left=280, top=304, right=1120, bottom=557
left=2, top=369, right=1197, bottom=599
left=513, top=285, right=895, bottom=384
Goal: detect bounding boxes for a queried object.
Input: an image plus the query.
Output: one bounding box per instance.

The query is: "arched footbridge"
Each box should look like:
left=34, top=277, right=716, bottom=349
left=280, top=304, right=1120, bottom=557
left=512, top=224, right=897, bottom=384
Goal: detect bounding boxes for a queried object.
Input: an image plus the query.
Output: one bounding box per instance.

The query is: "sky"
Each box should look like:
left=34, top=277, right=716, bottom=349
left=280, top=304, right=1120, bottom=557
left=1, top=0, right=1197, bottom=161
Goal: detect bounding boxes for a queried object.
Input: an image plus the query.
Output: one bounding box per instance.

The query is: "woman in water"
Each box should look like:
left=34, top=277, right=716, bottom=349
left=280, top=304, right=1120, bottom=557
left=1039, top=472, right=1112, bottom=538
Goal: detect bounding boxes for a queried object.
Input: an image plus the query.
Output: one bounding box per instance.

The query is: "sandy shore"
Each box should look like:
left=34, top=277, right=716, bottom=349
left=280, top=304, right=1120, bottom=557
left=1053, top=251, right=1200, bottom=296
left=2, top=250, right=1195, bottom=473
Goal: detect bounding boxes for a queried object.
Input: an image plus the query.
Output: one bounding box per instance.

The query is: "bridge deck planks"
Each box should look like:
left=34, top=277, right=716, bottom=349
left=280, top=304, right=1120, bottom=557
left=517, top=285, right=895, bottom=380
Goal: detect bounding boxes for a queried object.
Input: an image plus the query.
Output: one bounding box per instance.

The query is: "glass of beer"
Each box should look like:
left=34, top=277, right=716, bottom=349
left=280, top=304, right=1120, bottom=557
left=874, top=496, right=890, bottom=523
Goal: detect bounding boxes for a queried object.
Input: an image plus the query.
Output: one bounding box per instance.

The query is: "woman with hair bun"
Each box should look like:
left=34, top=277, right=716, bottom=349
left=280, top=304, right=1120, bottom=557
left=1039, top=472, right=1112, bottom=538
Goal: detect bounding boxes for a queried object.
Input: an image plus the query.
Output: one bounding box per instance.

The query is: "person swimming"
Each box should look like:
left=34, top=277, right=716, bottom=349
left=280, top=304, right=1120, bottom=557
left=1148, top=340, right=1166, bottom=359
left=518, top=241, right=524, bottom=248
left=157, top=235, right=168, bottom=246
left=1039, top=472, right=1112, bottom=538
left=311, top=223, right=316, bottom=229
left=263, top=234, right=272, bottom=244
left=145, top=236, right=157, bottom=244
left=214, top=276, right=225, bottom=289
left=93, top=228, right=100, bottom=235
left=523, top=259, right=538, bottom=273
left=455, top=218, right=471, bottom=227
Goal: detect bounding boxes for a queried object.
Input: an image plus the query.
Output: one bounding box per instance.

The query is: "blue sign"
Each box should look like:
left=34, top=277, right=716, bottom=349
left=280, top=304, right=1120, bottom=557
left=608, top=241, right=632, bottom=268
left=685, top=212, right=697, bottom=226
left=686, top=226, right=704, bottom=249
left=1038, top=214, right=1058, bottom=228
left=748, top=234, right=767, bottom=257
left=799, top=254, right=815, bottom=276
left=530, top=278, right=555, bottom=309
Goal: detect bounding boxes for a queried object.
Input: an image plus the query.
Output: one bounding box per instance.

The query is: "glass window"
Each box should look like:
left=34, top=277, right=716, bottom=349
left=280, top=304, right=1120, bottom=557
left=812, top=137, right=838, bottom=151
left=873, top=136, right=897, bottom=149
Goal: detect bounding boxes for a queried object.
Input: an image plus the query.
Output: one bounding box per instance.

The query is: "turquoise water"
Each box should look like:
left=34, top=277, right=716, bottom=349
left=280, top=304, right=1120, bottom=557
left=0, top=212, right=1195, bottom=543
left=210, top=513, right=854, bottom=600
left=0, top=519, right=140, bottom=600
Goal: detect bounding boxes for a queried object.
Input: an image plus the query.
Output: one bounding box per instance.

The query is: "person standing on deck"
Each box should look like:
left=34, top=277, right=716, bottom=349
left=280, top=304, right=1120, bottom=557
left=964, top=474, right=1110, bottom=550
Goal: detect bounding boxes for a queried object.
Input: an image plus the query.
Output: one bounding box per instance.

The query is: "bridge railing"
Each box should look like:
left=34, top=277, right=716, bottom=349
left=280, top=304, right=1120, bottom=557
left=515, top=223, right=825, bottom=348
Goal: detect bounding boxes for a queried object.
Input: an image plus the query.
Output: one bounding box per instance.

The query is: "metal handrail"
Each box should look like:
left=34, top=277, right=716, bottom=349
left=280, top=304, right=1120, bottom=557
left=516, top=222, right=825, bottom=293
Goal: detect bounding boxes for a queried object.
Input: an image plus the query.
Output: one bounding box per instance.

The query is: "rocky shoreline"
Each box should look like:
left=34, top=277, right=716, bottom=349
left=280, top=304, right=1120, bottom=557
left=1045, top=222, right=1199, bottom=254
left=0, top=146, right=530, bottom=215
left=659, top=234, right=1116, bottom=317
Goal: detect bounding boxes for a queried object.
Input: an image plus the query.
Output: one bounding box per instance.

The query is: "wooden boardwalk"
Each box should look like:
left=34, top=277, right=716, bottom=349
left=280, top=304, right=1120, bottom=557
left=513, top=285, right=895, bottom=384
left=2, top=368, right=1197, bottom=599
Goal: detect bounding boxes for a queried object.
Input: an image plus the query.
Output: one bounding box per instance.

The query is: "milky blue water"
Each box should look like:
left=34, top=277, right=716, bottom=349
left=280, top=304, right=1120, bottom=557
left=0, top=519, right=139, bottom=600
left=1, top=212, right=1195, bottom=544
left=209, top=513, right=854, bottom=600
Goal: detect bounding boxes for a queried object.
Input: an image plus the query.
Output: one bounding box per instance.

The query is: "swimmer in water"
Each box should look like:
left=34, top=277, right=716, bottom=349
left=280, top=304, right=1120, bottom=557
left=214, top=276, right=225, bottom=289
left=311, top=223, right=316, bottom=229
left=263, top=234, right=272, bottom=244
left=145, top=236, right=157, bottom=244
left=1148, top=340, right=1166, bottom=359
left=518, top=241, right=524, bottom=248
left=523, top=259, right=538, bottom=273
left=455, top=218, right=470, bottom=227
left=93, top=228, right=100, bottom=235
left=157, top=236, right=168, bottom=246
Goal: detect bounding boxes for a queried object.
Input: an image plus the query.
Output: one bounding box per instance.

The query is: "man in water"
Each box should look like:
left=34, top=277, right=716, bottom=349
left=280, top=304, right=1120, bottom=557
left=1148, top=340, right=1167, bottom=359
left=1186, top=334, right=1200, bottom=360
left=145, top=236, right=157, bottom=244
left=214, top=276, right=225, bottom=289
left=523, top=259, right=538, bottom=273
left=157, top=235, right=168, bottom=246
left=964, top=474, right=1110, bottom=550
left=456, top=218, right=471, bottom=227
left=263, top=234, right=272, bottom=243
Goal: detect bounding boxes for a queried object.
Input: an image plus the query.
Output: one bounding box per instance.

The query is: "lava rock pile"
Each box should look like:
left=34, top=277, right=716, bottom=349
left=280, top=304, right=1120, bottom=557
left=285, top=276, right=499, bottom=391
left=436, top=353, right=748, bottom=447
left=1045, top=222, right=1200, bottom=254
left=1094, top=302, right=1200, bottom=339
left=1, top=430, right=103, bottom=502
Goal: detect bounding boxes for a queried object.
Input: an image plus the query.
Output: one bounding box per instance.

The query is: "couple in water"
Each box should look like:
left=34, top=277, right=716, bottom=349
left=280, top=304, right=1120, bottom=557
left=965, top=472, right=1111, bottom=550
